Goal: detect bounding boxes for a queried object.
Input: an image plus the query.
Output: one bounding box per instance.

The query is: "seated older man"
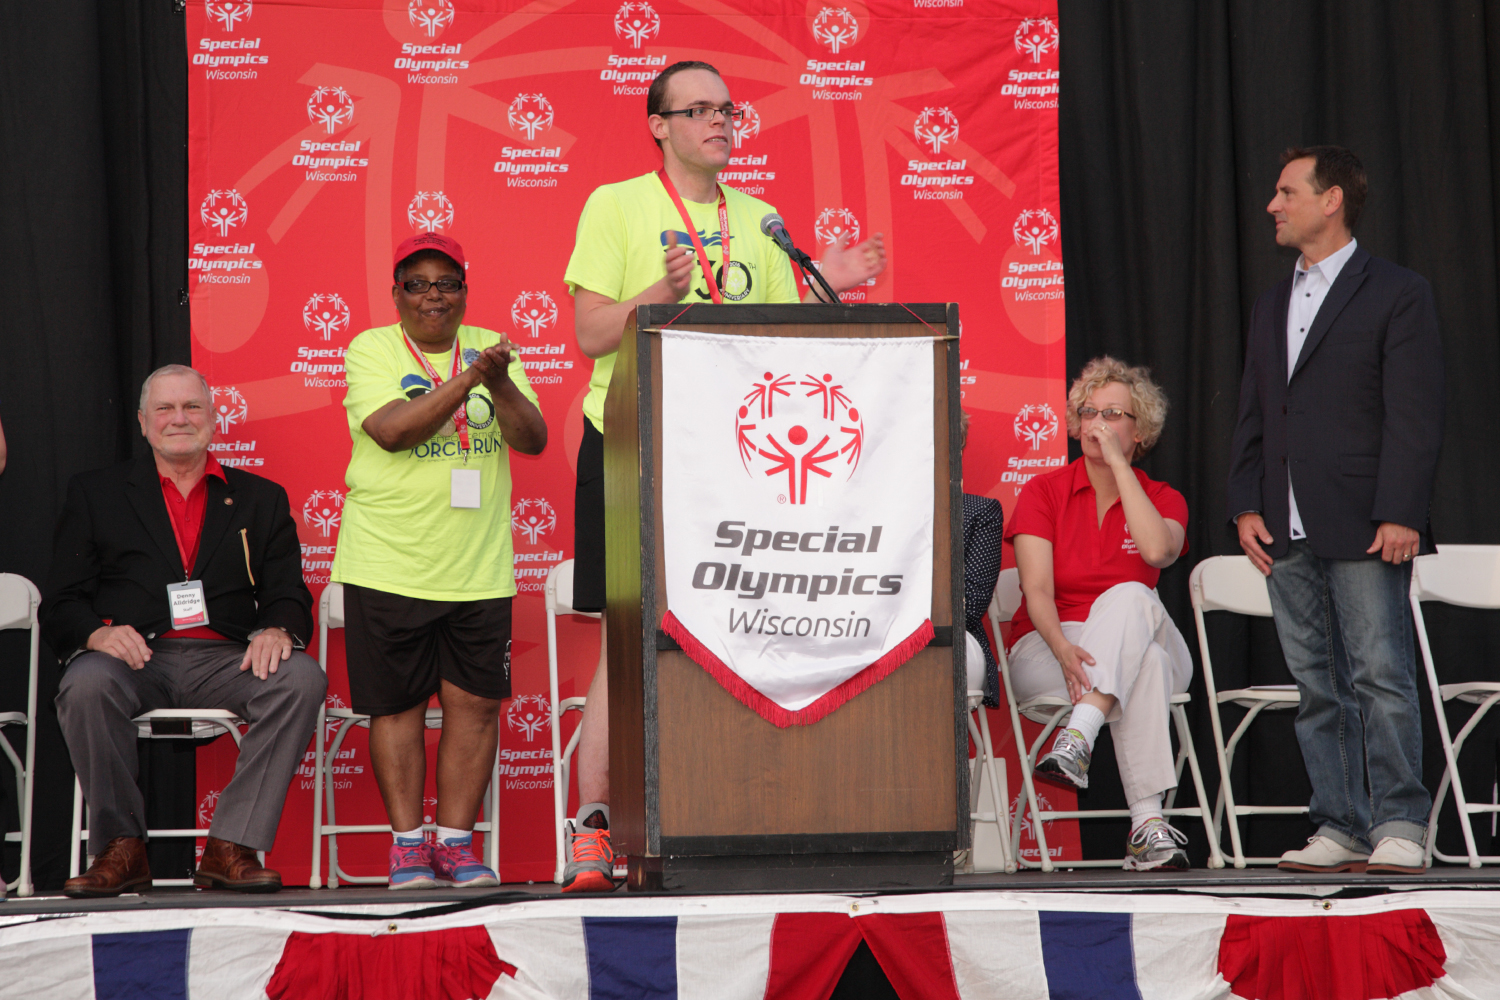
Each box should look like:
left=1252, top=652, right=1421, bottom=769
left=42, top=365, right=325, bottom=897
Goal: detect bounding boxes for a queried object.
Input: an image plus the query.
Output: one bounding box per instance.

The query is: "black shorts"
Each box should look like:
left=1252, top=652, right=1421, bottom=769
left=343, top=583, right=512, bottom=716
left=573, top=417, right=606, bottom=613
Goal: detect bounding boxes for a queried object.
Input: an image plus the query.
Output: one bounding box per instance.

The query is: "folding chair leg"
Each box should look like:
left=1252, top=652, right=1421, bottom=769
left=70, top=778, right=84, bottom=879
left=311, top=709, right=326, bottom=889
left=1172, top=704, right=1224, bottom=869
left=487, top=744, right=501, bottom=875
left=973, top=706, right=1015, bottom=873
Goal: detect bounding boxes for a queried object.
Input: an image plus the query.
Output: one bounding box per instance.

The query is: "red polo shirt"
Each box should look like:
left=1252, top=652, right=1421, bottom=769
left=1002, top=457, right=1188, bottom=650
left=160, top=453, right=229, bottom=640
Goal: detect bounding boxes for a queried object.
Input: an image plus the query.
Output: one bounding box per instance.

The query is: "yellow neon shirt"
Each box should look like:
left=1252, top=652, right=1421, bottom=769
left=332, top=323, right=541, bottom=601
left=564, top=172, right=800, bottom=433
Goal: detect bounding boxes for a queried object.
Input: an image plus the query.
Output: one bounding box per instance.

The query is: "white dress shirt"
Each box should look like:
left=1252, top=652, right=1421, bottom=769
left=1285, top=237, right=1358, bottom=539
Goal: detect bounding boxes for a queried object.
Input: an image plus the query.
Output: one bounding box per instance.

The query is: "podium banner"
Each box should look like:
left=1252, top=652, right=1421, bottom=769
left=660, top=330, right=933, bottom=726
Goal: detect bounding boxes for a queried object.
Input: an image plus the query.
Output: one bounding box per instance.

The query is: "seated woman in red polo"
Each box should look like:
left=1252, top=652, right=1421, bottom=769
left=1004, top=356, right=1194, bottom=871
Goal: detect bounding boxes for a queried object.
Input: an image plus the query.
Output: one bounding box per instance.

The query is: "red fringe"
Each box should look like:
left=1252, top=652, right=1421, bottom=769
left=661, top=611, right=935, bottom=728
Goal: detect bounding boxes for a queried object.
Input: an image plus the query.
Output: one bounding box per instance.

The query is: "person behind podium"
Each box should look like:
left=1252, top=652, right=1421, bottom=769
left=559, top=59, right=888, bottom=892
left=331, top=233, right=546, bottom=889
left=1003, top=357, right=1196, bottom=871
left=44, top=365, right=325, bottom=897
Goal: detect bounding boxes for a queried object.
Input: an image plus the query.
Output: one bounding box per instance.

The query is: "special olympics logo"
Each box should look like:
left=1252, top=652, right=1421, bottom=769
left=735, top=371, right=865, bottom=505
left=814, top=208, right=860, bottom=247
left=511, top=498, right=558, bottom=545
left=408, top=191, right=454, bottom=233
left=1012, top=789, right=1057, bottom=846
left=613, top=1, right=660, bottom=48
left=510, top=291, right=559, bottom=338
left=408, top=0, right=455, bottom=37
left=198, top=790, right=221, bottom=827
left=1013, top=403, right=1059, bottom=451
left=200, top=189, right=248, bottom=238
left=302, top=293, right=351, bottom=341
left=307, top=86, right=354, bottom=135
left=302, top=490, right=346, bottom=537
left=323, top=693, right=350, bottom=739
left=1014, top=17, right=1059, bottom=63
left=204, top=0, right=252, bottom=31
left=1013, top=208, right=1059, bottom=255
left=811, top=6, right=860, bottom=53
left=508, top=94, right=554, bottom=141
left=733, top=103, right=761, bottom=147
left=211, top=386, right=248, bottom=434
left=505, top=694, right=551, bottom=742
left=914, top=107, right=960, bottom=155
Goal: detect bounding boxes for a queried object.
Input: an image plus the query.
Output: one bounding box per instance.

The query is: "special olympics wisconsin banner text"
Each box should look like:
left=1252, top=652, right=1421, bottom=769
left=660, top=332, right=934, bottom=726
left=189, top=0, right=1072, bottom=881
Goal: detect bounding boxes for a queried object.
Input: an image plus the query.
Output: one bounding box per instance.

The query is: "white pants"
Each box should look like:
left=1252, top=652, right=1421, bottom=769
left=1007, top=582, right=1193, bottom=802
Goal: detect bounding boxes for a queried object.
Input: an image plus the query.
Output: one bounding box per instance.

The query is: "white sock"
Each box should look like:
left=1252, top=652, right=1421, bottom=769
left=1129, top=794, right=1164, bottom=830
left=436, top=825, right=470, bottom=844
left=392, top=826, right=424, bottom=843
left=1066, top=703, right=1107, bottom=750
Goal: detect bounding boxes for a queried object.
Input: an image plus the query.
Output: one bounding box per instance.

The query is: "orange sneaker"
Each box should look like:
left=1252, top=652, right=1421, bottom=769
left=562, top=812, right=618, bottom=893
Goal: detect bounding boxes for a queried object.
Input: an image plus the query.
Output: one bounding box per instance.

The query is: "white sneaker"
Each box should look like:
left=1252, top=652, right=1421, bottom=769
left=1367, top=837, right=1426, bottom=875
left=1277, top=835, right=1370, bottom=873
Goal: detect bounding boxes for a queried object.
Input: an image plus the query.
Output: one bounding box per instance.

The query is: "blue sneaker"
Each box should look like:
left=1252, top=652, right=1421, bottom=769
left=432, top=834, right=500, bottom=887
left=388, top=836, right=437, bottom=890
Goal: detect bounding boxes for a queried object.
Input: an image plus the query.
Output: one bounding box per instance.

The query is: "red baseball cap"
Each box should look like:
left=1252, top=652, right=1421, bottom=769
left=393, top=232, right=467, bottom=275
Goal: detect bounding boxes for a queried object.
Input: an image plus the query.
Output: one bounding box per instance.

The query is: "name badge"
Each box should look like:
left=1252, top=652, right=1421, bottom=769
left=451, top=468, right=481, bottom=509
left=167, top=580, right=209, bottom=630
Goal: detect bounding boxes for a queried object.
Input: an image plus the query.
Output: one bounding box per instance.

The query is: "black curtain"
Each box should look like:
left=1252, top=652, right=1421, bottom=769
left=0, top=0, right=190, bottom=889
left=1058, top=0, right=1500, bottom=862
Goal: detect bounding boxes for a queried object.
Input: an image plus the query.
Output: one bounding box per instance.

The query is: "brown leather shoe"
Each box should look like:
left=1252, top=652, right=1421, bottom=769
left=63, top=837, right=152, bottom=898
left=194, top=836, right=282, bottom=893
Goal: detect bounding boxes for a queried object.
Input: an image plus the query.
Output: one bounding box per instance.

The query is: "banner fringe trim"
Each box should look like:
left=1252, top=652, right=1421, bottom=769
left=661, top=611, right=936, bottom=728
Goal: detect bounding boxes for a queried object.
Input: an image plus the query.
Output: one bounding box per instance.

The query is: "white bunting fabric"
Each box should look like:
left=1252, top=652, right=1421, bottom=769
left=660, top=330, right=935, bottom=726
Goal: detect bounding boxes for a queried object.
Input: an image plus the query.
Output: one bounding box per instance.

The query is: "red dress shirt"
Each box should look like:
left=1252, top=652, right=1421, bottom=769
left=160, top=453, right=229, bottom=640
left=1002, top=457, right=1188, bottom=650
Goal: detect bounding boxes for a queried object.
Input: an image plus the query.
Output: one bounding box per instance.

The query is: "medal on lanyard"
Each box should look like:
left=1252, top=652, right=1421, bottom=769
left=401, top=329, right=471, bottom=461
left=658, top=169, right=730, bottom=305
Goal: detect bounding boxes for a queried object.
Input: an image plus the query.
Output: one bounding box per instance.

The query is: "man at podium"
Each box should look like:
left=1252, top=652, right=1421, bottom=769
left=559, top=59, right=886, bottom=892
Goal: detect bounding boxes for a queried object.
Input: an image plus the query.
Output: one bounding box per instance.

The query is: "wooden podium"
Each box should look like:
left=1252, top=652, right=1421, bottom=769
left=603, top=302, right=966, bottom=891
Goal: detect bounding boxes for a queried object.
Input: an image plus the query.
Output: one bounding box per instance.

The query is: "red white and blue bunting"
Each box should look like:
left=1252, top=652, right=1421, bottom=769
left=3, top=889, right=1499, bottom=999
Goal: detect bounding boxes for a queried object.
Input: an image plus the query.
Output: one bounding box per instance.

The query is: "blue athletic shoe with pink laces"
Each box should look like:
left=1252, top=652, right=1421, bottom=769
left=388, top=836, right=437, bottom=890
left=432, top=833, right=500, bottom=887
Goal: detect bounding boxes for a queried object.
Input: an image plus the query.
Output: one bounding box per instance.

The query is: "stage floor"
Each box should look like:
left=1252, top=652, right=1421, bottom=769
left=6, top=865, right=1500, bottom=917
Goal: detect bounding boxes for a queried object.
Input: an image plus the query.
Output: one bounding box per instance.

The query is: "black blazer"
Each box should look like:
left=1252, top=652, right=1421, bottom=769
left=41, top=454, right=314, bottom=661
left=1227, top=247, right=1444, bottom=560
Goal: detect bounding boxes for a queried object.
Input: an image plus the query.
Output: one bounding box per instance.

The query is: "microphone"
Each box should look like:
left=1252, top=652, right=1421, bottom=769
left=760, top=214, right=841, bottom=304
left=760, top=213, right=803, bottom=258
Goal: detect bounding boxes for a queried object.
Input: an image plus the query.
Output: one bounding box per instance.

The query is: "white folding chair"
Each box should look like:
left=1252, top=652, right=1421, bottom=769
left=1190, top=555, right=1305, bottom=867
left=1410, top=545, right=1500, bottom=868
left=545, top=560, right=600, bottom=884
left=0, top=574, right=40, bottom=896
left=70, top=708, right=252, bottom=886
left=993, top=568, right=1224, bottom=871
left=962, top=645, right=1015, bottom=874
left=310, top=583, right=501, bottom=888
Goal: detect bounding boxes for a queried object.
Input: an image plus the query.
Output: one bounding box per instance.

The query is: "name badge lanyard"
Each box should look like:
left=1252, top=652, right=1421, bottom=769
left=658, top=169, right=729, bottom=305
left=401, top=329, right=470, bottom=460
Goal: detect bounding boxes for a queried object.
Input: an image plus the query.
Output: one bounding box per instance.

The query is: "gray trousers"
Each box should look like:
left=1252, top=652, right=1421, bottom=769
left=56, top=638, right=326, bottom=853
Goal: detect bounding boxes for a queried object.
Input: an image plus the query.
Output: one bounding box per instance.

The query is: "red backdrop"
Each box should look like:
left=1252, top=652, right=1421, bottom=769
left=187, top=0, right=1072, bottom=885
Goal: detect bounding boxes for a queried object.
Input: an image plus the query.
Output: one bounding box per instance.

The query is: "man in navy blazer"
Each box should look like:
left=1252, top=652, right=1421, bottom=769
left=42, top=365, right=326, bottom=897
left=1227, top=146, right=1444, bottom=875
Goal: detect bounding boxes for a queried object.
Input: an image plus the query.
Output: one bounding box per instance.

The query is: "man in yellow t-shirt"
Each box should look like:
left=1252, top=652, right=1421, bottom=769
left=558, top=60, right=888, bottom=893
left=333, top=233, right=547, bottom=889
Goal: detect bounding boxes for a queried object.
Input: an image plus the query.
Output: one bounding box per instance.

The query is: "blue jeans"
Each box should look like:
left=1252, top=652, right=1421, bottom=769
left=1264, top=540, right=1429, bottom=850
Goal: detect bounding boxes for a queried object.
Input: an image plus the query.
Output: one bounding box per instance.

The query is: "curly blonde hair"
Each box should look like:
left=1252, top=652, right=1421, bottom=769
left=1065, top=356, right=1169, bottom=459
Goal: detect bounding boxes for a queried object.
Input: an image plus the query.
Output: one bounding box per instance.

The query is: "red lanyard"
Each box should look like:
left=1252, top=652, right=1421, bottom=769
left=658, top=169, right=729, bottom=305
left=401, top=329, right=469, bottom=455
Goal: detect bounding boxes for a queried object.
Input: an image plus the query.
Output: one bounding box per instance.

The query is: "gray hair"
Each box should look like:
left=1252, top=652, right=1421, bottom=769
left=139, top=364, right=212, bottom=412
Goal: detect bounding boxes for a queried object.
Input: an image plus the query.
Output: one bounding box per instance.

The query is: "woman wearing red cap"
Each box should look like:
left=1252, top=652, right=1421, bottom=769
left=331, top=234, right=547, bottom=888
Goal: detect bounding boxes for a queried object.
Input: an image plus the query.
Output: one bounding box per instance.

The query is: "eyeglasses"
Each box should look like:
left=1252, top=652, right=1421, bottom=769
left=400, top=278, right=465, bottom=294
left=658, top=105, right=744, bottom=123
left=1078, top=406, right=1136, bottom=422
